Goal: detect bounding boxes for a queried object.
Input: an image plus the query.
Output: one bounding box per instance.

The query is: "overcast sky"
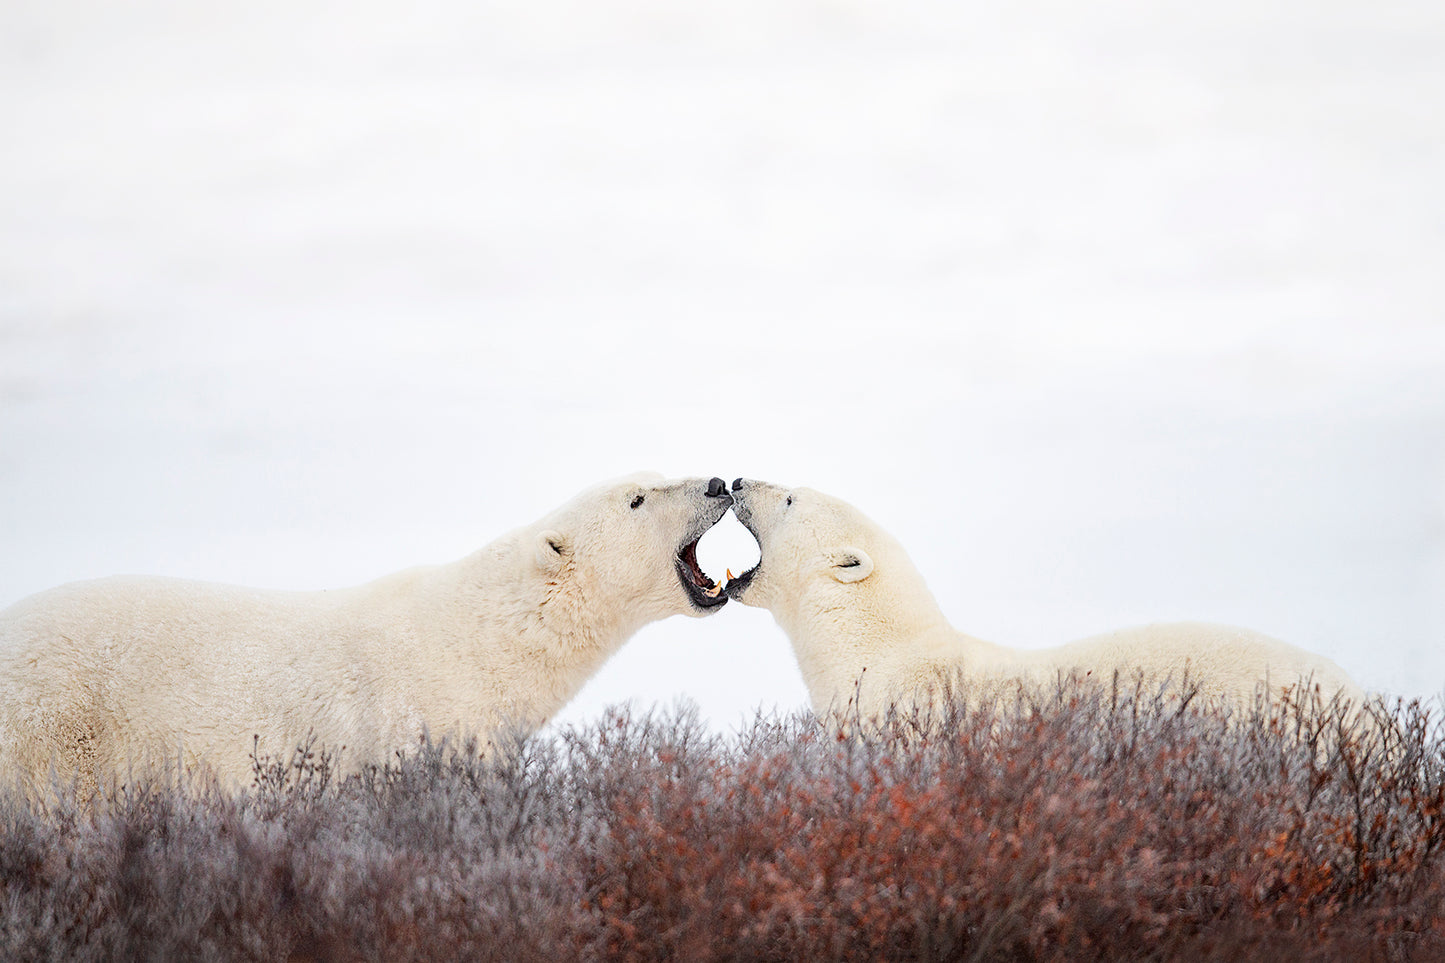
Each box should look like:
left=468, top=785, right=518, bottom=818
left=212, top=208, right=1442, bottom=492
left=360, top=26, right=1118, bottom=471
left=2, top=0, right=1443, bottom=733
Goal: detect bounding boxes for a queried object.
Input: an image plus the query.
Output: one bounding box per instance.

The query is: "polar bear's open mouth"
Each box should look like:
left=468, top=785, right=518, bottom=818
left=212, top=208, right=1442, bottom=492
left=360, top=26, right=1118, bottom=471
left=721, top=563, right=757, bottom=600
left=676, top=538, right=728, bottom=610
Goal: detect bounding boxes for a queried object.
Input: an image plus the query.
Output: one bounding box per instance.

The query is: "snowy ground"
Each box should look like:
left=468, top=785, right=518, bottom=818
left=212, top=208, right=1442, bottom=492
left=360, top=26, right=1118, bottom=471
left=2, top=0, right=1443, bottom=733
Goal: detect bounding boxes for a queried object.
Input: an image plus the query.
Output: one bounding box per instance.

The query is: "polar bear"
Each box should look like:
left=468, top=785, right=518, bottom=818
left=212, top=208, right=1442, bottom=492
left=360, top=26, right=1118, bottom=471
left=0, top=473, right=734, bottom=793
left=725, top=478, right=1363, bottom=720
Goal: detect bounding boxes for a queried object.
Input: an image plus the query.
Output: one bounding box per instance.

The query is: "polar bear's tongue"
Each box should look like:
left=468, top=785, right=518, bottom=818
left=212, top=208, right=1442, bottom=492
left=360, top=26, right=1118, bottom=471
left=681, top=535, right=731, bottom=598
left=680, top=538, right=723, bottom=595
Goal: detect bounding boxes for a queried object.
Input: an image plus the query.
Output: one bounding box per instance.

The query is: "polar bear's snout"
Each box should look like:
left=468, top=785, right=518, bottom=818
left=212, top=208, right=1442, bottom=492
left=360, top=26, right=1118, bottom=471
left=674, top=477, right=735, bottom=611
left=721, top=478, right=784, bottom=603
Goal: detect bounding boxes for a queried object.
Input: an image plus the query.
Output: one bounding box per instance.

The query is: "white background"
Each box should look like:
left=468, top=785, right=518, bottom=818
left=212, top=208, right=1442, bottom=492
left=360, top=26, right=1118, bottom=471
left=3, top=0, right=1442, bottom=734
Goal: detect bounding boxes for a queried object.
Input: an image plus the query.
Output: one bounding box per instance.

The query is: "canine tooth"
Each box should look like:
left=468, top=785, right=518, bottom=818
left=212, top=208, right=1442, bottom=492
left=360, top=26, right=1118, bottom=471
left=703, top=583, right=722, bottom=598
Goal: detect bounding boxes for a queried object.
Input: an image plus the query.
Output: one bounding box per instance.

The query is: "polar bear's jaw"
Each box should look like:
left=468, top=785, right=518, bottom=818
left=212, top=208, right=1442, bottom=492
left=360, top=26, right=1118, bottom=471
left=721, top=562, right=757, bottom=601
left=720, top=478, right=773, bottom=605
left=675, top=536, right=729, bottom=611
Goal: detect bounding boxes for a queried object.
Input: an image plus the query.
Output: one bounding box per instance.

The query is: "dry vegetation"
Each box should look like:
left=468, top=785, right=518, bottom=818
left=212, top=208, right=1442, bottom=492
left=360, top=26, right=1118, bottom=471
left=3, top=678, right=1444, bottom=962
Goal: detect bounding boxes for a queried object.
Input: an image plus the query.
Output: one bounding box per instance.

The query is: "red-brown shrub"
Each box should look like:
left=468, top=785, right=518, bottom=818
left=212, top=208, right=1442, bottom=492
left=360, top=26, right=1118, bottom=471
left=2, top=679, right=1443, bottom=961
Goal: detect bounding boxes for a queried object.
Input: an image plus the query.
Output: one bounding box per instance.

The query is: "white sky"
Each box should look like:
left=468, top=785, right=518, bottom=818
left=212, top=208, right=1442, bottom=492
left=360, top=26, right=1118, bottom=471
left=2, top=0, right=1443, bottom=733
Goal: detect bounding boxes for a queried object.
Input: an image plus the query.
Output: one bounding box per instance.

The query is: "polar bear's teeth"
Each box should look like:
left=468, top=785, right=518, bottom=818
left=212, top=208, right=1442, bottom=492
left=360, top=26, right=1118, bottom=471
left=699, top=570, right=734, bottom=598
left=702, top=570, right=733, bottom=598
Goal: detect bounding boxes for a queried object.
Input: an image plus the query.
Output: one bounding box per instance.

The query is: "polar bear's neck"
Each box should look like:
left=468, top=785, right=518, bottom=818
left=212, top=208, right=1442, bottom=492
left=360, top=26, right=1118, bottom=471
left=773, top=559, right=1005, bottom=716
left=374, top=536, right=646, bottom=736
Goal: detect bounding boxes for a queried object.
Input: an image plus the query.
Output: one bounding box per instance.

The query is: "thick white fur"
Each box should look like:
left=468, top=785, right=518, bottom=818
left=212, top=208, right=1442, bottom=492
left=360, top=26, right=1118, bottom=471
left=0, top=473, right=732, bottom=792
left=729, top=480, right=1364, bottom=720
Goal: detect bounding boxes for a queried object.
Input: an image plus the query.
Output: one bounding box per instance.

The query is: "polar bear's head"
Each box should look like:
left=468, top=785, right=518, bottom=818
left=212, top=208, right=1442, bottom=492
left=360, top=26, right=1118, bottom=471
left=531, top=472, right=735, bottom=622
left=724, top=478, right=936, bottom=628
left=723, top=479, right=875, bottom=608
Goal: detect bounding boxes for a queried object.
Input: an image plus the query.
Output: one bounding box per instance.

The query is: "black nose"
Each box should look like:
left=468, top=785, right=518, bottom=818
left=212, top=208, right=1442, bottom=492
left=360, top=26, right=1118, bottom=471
left=706, top=477, right=728, bottom=498
left=731, top=477, right=744, bottom=492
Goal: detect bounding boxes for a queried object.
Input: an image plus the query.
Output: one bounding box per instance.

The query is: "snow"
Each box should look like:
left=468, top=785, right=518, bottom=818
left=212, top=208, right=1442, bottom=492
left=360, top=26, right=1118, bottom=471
left=2, top=0, right=1443, bottom=733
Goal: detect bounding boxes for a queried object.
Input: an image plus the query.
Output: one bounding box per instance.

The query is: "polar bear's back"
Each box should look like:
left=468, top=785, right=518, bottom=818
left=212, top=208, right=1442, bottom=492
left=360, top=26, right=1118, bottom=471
left=1040, top=621, right=1363, bottom=707
left=0, top=576, right=378, bottom=791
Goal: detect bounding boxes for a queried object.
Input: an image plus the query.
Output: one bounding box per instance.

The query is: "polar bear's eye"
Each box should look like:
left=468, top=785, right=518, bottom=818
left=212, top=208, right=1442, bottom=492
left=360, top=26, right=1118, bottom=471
left=630, top=494, right=645, bottom=509
left=785, top=496, right=793, bottom=506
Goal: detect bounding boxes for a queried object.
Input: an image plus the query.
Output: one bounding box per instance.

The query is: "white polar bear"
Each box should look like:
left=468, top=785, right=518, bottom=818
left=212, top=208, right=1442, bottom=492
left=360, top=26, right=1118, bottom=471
left=725, top=478, right=1364, bottom=720
left=0, top=473, right=734, bottom=792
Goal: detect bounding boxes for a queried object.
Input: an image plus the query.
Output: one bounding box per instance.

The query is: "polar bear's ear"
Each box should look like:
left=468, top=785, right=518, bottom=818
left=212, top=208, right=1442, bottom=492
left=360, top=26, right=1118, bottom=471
left=829, top=547, right=874, bottom=583
left=535, top=530, right=570, bottom=570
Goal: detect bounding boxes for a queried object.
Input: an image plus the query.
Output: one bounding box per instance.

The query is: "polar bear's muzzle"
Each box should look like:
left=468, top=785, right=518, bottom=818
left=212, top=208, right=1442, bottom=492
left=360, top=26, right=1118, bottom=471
left=674, top=478, right=734, bottom=612
left=720, top=478, right=765, bottom=602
